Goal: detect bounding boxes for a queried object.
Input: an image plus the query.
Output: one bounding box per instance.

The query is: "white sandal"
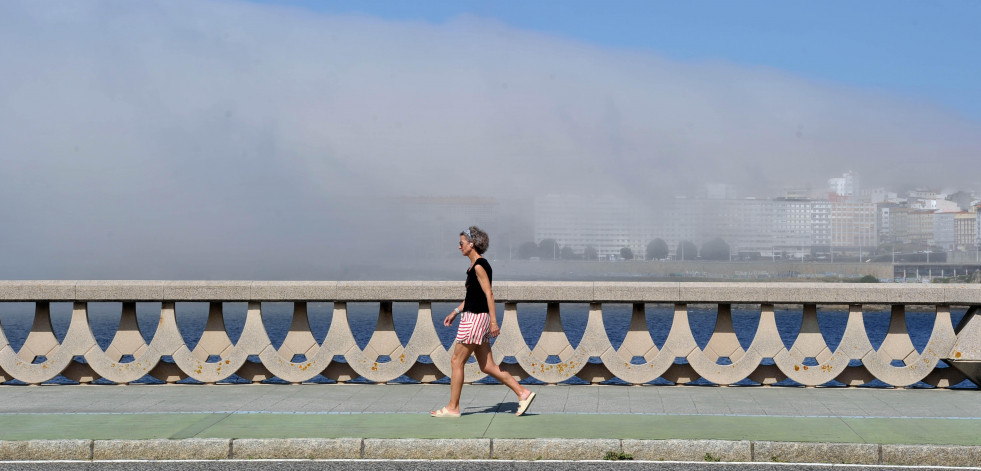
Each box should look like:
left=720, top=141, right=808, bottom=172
left=515, top=391, right=536, bottom=416
left=431, top=407, right=461, bottom=418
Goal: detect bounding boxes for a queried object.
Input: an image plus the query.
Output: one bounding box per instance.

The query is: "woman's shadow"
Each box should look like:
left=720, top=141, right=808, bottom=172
left=464, top=401, right=536, bottom=416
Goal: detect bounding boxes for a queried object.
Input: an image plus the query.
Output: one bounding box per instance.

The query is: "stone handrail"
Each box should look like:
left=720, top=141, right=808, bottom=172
left=0, top=281, right=978, bottom=387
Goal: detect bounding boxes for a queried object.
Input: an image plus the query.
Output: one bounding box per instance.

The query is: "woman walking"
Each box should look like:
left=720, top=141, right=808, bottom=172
left=431, top=226, right=536, bottom=417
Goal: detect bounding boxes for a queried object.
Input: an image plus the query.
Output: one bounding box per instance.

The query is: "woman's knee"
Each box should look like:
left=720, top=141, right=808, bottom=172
left=451, top=347, right=471, bottom=366
left=479, top=361, right=500, bottom=375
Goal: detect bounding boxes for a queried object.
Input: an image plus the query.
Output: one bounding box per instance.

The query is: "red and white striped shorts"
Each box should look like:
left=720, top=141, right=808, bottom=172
left=455, top=312, right=490, bottom=345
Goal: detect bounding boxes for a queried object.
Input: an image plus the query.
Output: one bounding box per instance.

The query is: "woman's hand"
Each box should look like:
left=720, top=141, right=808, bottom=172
left=443, top=312, right=457, bottom=327
left=489, top=323, right=500, bottom=338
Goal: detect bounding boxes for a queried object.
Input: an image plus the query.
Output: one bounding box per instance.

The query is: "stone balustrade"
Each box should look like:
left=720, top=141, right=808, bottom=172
left=0, top=281, right=979, bottom=387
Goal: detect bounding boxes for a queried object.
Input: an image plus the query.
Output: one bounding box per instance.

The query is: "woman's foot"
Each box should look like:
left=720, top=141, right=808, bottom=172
left=515, top=390, right=536, bottom=416
left=431, top=407, right=461, bottom=418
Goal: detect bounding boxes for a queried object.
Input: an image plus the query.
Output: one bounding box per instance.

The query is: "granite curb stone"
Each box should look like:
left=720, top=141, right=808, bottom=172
left=362, top=438, right=490, bottom=460
left=232, top=438, right=361, bottom=459
left=92, top=438, right=231, bottom=460
left=1, top=439, right=981, bottom=465
left=0, top=439, right=92, bottom=461
left=491, top=438, right=620, bottom=460
left=753, top=441, right=878, bottom=465
left=881, top=444, right=981, bottom=467
left=622, top=439, right=751, bottom=462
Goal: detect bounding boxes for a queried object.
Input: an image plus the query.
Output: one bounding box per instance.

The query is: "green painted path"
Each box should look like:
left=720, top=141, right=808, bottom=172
left=0, top=384, right=978, bottom=446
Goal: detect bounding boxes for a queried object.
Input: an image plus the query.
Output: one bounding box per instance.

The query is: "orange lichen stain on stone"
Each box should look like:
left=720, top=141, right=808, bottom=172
left=803, top=365, right=809, bottom=370
left=400, top=354, right=406, bottom=363
left=794, top=365, right=800, bottom=371
left=371, top=362, right=378, bottom=371
left=225, top=360, right=231, bottom=364
left=955, top=351, right=962, bottom=358
left=821, top=365, right=832, bottom=372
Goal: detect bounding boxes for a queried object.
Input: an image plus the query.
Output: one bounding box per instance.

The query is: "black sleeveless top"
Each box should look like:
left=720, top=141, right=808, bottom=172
left=463, top=258, right=493, bottom=314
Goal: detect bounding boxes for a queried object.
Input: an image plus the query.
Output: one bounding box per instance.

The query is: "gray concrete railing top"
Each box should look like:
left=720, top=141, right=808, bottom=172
left=1, top=280, right=980, bottom=304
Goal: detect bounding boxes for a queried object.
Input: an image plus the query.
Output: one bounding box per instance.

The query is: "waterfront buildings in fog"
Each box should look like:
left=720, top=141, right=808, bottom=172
left=534, top=194, right=652, bottom=260
left=392, top=175, right=978, bottom=263
left=532, top=173, right=979, bottom=261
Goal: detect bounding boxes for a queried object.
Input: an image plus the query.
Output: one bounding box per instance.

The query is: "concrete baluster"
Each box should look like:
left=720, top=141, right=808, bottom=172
left=746, top=304, right=789, bottom=385
left=776, top=304, right=857, bottom=386
left=336, top=302, right=411, bottom=383
left=0, top=302, right=90, bottom=384
left=170, top=302, right=250, bottom=384
left=320, top=302, right=360, bottom=383
left=402, top=302, right=444, bottom=383
left=146, top=302, right=190, bottom=383
left=575, top=302, right=616, bottom=383
left=861, top=304, right=955, bottom=387
left=83, top=302, right=160, bottom=384
left=491, top=302, right=532, bottom=382
left=256, top=302, right=332, bottom=384
left=597, top=303, right=659, bottom=384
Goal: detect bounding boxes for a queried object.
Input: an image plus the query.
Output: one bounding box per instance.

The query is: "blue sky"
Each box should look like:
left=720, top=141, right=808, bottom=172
left=253, top=0, right=981, bottom=121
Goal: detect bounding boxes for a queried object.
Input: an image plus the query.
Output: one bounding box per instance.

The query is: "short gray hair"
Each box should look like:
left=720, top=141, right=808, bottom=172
left=461, top=226, right=489, bottom=254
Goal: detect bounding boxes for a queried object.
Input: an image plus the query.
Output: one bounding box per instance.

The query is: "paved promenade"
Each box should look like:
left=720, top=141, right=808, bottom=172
left=0, top=384, right=979, bottom=465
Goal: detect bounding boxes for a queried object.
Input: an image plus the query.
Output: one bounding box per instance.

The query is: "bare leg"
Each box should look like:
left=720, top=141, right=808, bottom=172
left=473, top=342, right=531, bottom=401
left=434, top=342, right=476, bottom=415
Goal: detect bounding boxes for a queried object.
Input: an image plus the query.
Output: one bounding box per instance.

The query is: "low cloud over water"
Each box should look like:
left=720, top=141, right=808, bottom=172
left=1, top=0, right=978, bottom=278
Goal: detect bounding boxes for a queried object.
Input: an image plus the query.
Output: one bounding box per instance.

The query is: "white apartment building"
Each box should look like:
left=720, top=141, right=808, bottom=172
left=934, top=212, right=956, bottom=252
left=828, top=171, right=859, bottom=197
left=953, top=212, right=976, bottom=250
left=861, top=188, right=897, bottom=204
left=771, top=198, right=828, bottom=258
left=878, top=204, right=895, bottom=243
left=907, top=210, right=935, bottom=246
left=975, top=203, right=981, bottom=248
left=534, top=194, right=651, bottom=259
left=829, top=196, right=878, bottom=250
left=810, top=200, right=832, bottom=248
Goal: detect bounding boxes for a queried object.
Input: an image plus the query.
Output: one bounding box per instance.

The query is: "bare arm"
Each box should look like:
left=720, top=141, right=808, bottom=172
left=474, top=264, right=499, bottom=337
left=443, top=301, right=465, bottom=327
